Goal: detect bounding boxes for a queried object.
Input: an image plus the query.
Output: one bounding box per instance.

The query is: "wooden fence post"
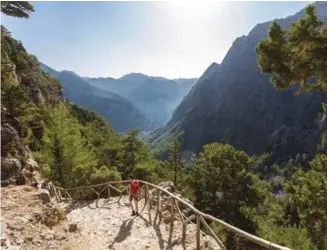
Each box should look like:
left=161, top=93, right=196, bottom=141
left=144, top=185, right=148, bottom=205
left=58, top=189, right=62, bottom=202
left=53, top=187, right=59, bottom=203
left=196, top=215, right=201, bottom=250
left=182, top=214, right=195, bottom=247
left=167, top=197, right=175, bottom=247
left=170, top=197, right=175, bottom=225
left=148, top=185, right=152, bottom=214
left=149, top=187, right=153, bottom=211
left=157, top=189, right=161, bottom=221
left=108, top=185, right=111, bottom=199
left=182, top=221, right=187, bottom=246
left=65, top=190, right=72, bottom=200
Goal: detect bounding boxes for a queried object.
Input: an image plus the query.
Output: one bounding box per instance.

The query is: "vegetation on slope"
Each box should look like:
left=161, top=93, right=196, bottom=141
left=0, top=3, right=157, bottom=189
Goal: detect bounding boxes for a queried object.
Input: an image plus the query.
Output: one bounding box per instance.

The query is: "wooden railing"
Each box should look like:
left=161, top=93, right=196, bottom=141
left=48, top=180, right=292, bottom=250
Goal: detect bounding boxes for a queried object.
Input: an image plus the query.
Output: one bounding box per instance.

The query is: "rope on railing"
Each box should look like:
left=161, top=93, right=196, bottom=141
left=47, top=180, right=292, bottom=250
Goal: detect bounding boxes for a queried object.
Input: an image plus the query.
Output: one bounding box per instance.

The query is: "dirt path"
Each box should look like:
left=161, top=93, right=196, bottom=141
left=1, top=185, right=219, bottom=250
left=62, top=196, right=219, bottom=250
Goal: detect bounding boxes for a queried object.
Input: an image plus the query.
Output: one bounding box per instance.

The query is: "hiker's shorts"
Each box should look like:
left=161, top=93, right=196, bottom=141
left=129, top=194, right=139, bottom=202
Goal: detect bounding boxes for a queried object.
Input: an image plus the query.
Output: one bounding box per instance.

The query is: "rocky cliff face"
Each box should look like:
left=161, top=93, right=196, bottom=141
left=1, top=26, right=64, bottom=186
left=149, top=2, right=327, bottom=162
left=1, top=112, right=39, bottom=186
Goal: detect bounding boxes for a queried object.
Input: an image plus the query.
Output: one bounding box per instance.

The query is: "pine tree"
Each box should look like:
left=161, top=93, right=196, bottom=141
left=36, top=105, right=97, bottom=188
left=70, top=103, right=121, bottom=168
left=166, top=139, right=185, bottom=188
left=1, top=1, right=34, bottom=19
left=51, top=133, right=66, bottom=187
left=120, top=129, right=143, bottom=178
left=1, top=83, right=29, bottom=117
left=256, top=5, right=327, bottom=94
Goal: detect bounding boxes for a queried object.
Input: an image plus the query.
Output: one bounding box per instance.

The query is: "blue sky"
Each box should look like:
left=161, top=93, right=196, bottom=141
left=1, top=1, right=311, bottom=79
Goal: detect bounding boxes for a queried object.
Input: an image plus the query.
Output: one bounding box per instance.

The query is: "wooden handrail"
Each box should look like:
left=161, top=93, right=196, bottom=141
left=141, top=181, right=291, bottom=250
left=49, top=180, right=292, bottom=250
left=52, top=180, right=130, bottom=191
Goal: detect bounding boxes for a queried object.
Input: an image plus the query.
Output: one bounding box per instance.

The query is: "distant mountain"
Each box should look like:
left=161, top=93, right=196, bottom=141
left=149, top=2, right=327, bottom=162
left=119, top=73, right=151, bottom=84
left=85, top=75, right=197, bottom=125
left=41, top=63, right=155, bottom=132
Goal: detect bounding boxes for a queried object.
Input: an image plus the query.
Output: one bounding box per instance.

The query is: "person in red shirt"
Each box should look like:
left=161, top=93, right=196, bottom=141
left=128, top=174, right=141, bottom=216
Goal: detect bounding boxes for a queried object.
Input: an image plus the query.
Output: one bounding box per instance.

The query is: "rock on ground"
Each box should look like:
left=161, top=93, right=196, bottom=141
left=31, top=189, right=51, bottom=204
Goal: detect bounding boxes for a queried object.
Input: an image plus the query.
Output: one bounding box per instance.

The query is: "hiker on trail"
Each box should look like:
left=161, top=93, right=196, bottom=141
left=128, top=174, right=141, bottom=216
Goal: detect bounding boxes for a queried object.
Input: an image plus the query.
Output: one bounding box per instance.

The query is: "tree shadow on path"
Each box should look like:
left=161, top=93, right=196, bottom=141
left=107, top=202, right=155, bottom=248
left=108, top=218, right=135, bottom=249
left=140, top=209, right=165, bottom=249
left=108, top=209, right=166, bottom=250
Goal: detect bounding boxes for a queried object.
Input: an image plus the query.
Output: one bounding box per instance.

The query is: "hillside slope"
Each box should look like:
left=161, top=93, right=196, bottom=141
left=1, top=25, right=123, bottom=188
left=149, top=2, right=327, bottom=162
left=41, top=64, right=156, bottom=132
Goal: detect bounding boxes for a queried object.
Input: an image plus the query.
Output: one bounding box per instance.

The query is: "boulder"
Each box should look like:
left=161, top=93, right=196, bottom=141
left=68, top=223, right=78, bottom=233
left=15, top=173, right=27, bottom=185
left=31, top=189, right=51, bottom=204
left=25, top=236, right=33, bottom=242
left=1, top=123, right=29, bottom=159
left=26, top=157, right=38, bottom=171
left=54, top=233, right=65, bottom=240
left=1, top=124, right=19, bottom=146
left=30, top=87, right=45, bottom=104
left=162, top=210, right=173, bottom=224
left=1, top=158, right=22, bottom=184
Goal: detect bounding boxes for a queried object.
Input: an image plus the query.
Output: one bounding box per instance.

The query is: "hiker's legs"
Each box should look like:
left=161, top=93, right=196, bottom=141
left=134, top=199, right=139, bottom=213
left=129, top=195, right=135, bottom=212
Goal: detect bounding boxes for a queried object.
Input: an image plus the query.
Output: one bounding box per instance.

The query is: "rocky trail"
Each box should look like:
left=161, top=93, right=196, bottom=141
left=1, top=185, right=219, bottom=250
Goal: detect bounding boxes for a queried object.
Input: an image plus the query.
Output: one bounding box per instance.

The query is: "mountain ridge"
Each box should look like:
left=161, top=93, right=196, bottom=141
left=85, top=74, right=197, bottom=125
left=40, top=63, right=156, bottom=132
